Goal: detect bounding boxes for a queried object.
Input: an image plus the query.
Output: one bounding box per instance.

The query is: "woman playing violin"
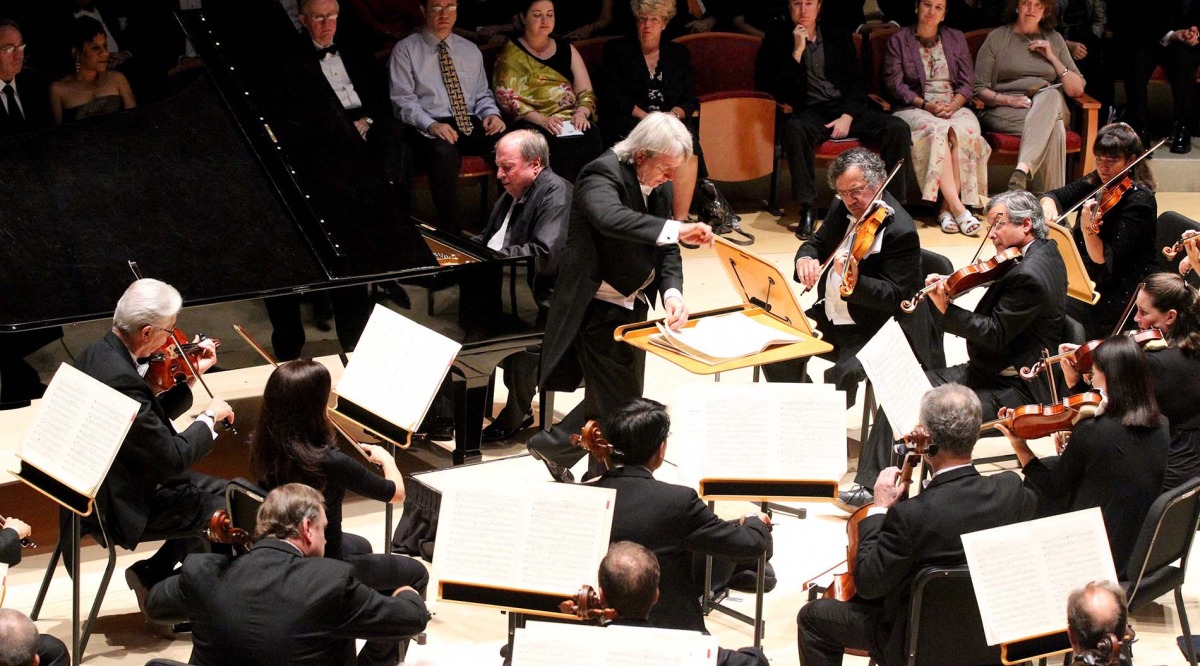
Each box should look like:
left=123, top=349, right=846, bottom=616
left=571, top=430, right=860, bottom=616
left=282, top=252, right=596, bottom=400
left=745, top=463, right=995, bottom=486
left=250, top=360, right=429, bottom=623
left=999, top=336, right=1167, bottom=576
left=1040, top=123, right=1158, bottom=339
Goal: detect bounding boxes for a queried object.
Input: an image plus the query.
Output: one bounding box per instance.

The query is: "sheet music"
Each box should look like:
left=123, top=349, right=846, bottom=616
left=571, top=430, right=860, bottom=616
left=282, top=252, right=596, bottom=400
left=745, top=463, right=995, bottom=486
left=962, top=508, right=1118, bottom=646
left=673, top=383, right=846, bottom=487
left=856, top=318, right=933, bottom=439
left=513, top=623, right=717, bottom=666
left=434, top=482, right=616, bottom=597
left=650, top=314, right=803, bottom=365
left=17, top=364, right=139, bottom=497
left=334, top=304, right=462, bottom=432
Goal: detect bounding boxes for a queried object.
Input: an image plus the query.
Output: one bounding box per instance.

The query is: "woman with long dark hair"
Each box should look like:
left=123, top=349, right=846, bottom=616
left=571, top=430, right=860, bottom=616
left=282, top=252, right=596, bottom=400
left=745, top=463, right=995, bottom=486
left=1002, top=335, right=1168, bottom=576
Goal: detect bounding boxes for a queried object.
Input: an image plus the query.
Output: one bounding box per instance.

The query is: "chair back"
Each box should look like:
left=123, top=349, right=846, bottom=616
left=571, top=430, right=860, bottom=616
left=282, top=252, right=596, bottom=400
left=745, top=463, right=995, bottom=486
left=964, top=28, right=992, bottom=61
left=1123, top=476, right=1200, bottom=606
left=1155, top=211, right=1200, bottom=279
left=674, top=32, right=762, bottom=98
left=226, top=478, right=268, bottom=538
left=573, top=35, right=617, bottom=78
left=698, top=92, right=776, bottom=182
left=866, top=25, right=900, bottom=100
left=906, top=566, right=1001, bottom=666
left=897, top=249, right=952, bottom=371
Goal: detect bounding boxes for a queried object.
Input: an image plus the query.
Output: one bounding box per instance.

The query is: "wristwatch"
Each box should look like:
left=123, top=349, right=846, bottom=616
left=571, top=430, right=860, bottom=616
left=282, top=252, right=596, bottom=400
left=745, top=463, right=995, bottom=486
left=203, top=409, right=216, bottom=421
left=364, top=117, right=373, bottom=126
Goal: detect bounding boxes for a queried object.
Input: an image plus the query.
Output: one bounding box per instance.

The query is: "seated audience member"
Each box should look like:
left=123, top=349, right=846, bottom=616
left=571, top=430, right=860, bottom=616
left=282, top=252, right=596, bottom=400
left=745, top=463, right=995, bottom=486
left=762, top=148, right=922, bottom=405
left=388, top=0, right=506, bottom=233
left=1003, top=335, right=1168, bottom=577
left=974, top=0, right=1084, bottom=192
left=798, top=384, right=1038, bottom=666
left=756, top=0, right=912, bottom=240
left=598, top=541, right=768, bottom=666
left=470, top=130, right=569, bottom=441
left=884, top=0, right=989, bottom=235
left=492, top=0, right=603, bottom=182
left=49, top=16, right=134, bottom=124
left=593, top=398, right=772, bottom=633
left=146, top=483, right=430, bottom=666
left=1058, top=0, right=1111, bottom=121
left=0, top=19, right=51, bottom=135
left=599, top=0, right=705, bottom=219
left=0, top=609, right=68, bottom=666
left=1123, top=1, right=1200, bottom=154
left=1067, top=581, right=1133, bottom=666
left=1040, top=123, right=1158, bottom=339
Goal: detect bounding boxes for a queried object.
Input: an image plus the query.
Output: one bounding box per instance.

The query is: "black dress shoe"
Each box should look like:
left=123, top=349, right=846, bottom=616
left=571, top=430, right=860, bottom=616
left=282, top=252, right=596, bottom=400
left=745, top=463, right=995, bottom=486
left=527, top=447, right=575, bottom=483
left=794, top=207, right=817, bottom=240
left=726, top=562, right=778, bottom=594
left=481, top=412, right=535, bottom=443
left=1171, top=124, right=1193, bottom=154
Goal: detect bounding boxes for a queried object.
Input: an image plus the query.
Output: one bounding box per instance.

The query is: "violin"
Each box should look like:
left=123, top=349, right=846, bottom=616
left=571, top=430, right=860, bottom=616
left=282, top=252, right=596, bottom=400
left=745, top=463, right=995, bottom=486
left=205, top=509, right=255, bottom=551
left=900, top=247, right=1022, bottom=314
left=0, top=515, right=36, bottom=549
left=1019, top=327, right=1165, bottom=380
left=1050, top=139, right=1163, bottom=231
left=839, top=203, right=890, bottom=298
left=570, top=420, right=614, bottom=471
left=808, top=426, right=931, bottom=602
left=980, top=392, right=1103, bottom=440
left=559, top=584, right=616, bottom=624
left=1163, top=231, right=1200, bottom=277
left=1087, top=175, right=1132, bottom=235
left=144, top=327, right=221, bottom=395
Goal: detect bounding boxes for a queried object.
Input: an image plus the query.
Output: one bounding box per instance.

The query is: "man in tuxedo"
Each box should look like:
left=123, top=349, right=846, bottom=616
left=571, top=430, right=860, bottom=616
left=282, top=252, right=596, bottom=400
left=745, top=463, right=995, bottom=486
left=470, top=129, right=569, bottom=442
left=756, top=0, right=912, bottom=239
left=844, top=190, right=1067, bottom=510
left=74, top=279, right=233, bottom=634
left=592, top=398, right=772, bottom=633
left=598, top=541, right=769, bottom=666
left=762, top=148, right=922, bottom=406
left=388, top=0, right=506, bottom=233
left=1122, top=0, right=1200, bottom=153
left=146, top=483, right=430, bottom=666
left=526, top=113, right=712, bottom=481
left=798, top=384, right=1039, bottom=666
left=0, top=20, right=50, bottom=136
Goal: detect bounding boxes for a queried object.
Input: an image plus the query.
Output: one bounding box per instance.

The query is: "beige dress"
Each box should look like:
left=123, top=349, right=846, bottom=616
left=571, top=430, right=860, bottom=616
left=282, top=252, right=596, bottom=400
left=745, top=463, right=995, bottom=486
left=893, top=41, right=991, bottom=205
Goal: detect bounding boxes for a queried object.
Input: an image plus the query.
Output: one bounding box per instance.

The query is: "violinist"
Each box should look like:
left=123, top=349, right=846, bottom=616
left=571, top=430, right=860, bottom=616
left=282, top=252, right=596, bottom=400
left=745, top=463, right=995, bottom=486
left=798, top=384, right=1036, bottom=666
left=848, top=190, right=1066, bottom=510
left=74, top=278, right=233, bottom=635
left=250, top=359, right=430, bottom=654
left=1040, top=123, right=1159, bottom=339
left=763, top=148, right=922, bottom=404
left=999, top=336, right=1167, bottom=577
left=592, top=398, right=771, bottom=633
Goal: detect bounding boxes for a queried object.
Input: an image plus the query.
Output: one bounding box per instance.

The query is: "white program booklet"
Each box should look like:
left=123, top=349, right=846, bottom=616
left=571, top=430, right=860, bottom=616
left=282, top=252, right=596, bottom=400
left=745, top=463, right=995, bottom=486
left=962, top=508, right=1118, bottom=646
left=513, top=622, right=718, bottom=666
left=334, top=303, right=461, bottom=432
left=857, top=318, right=933, bottom=439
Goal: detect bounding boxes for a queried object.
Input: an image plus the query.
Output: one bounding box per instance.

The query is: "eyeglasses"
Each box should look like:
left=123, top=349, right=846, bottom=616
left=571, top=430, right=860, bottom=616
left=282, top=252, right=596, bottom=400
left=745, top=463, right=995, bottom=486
left=306, top=12, right=338, bottom=23
left=428, top=4, right=459, bottom=15
left=0, top=43, right=27, bottom=55
left=834, top=184, right=871, bottom=200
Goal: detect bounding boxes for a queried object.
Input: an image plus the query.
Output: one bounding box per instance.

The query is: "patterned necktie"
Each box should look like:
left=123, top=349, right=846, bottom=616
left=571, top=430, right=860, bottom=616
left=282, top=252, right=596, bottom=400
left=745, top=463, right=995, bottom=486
left=437, top=40, right=473, bottom=136
left=687, top=0, right=705, bottom=18
left=2, top=84, right=22, bottom=123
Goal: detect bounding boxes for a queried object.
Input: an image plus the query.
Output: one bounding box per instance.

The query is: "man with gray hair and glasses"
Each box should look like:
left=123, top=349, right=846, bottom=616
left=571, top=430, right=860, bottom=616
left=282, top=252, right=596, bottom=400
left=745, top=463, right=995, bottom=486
left=75, top=278, right=233, bottom=635
left=843, top=190, right=1068, bottom=511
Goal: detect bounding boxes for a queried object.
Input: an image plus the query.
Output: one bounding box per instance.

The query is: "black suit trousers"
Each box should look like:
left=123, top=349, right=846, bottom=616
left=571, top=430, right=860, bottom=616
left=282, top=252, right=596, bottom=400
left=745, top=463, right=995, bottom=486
left=1127, top=39, right=1200, bottom=130
left=780, top=104, right=912, bottom=206
left=797, top=597, right=884, bottom=666
left=335, top=532, right=429, bottom=666
left=411, top=116, right=500, bottom=233
left=263, top=287, right=372, bottom=361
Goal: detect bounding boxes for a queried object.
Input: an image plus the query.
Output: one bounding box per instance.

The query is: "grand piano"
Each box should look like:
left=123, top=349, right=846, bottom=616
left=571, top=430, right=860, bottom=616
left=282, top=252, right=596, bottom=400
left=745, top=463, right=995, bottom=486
left=0, top=0, right=543, bottom=465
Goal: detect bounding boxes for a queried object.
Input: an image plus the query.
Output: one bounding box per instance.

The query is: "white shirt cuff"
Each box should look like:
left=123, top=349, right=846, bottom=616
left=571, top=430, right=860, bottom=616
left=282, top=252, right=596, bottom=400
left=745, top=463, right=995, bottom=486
left=657, top=219, right=681, bottom=246
left=867, top=506, right=888, bottom=518
left=662, top=288, right=683, bottom=305
left=196, top=414, right=219, bottom=440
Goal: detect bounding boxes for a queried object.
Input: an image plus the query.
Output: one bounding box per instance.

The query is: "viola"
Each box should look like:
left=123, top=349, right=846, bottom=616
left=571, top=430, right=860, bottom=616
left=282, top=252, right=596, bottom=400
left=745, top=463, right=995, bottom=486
left=839, top=203, right=890, bottom=298
left=144, top=327, right=221, bottom=395
left=559, top=584, right=616, bottom=624
left=981, top=392, right=1103, bottom=440
left=570, top=420, right=614, bottom=471
left=1087, top=175, right=1132, bottom=235
left=0, top=515, right=36, bottom=549
left=1020, top=328, right=1164, bottom=379
left=900, top=247, right=1022, bottom=313
left=206, top=509, right=255, bottom=551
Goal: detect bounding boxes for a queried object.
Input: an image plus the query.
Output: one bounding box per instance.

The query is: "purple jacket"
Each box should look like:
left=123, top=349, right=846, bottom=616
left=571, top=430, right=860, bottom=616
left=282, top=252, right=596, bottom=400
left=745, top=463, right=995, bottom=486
left=883, top=26, right=974, bottom=108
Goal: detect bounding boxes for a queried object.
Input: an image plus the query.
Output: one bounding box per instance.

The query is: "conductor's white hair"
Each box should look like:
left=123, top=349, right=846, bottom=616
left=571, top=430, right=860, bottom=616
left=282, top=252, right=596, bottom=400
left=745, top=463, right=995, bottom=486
left=612, top=112, right=693, bottom=164
left=113, top=278, right=182, bottom=334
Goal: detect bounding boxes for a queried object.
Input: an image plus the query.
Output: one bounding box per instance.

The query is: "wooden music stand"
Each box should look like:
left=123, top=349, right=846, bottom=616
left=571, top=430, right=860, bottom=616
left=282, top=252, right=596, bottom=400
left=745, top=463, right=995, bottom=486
left=615, top=237, right=832, bottom=375
left=1048, top=221, right=1100, bottom=305
left=1000, top=628, right=1073, bottom=665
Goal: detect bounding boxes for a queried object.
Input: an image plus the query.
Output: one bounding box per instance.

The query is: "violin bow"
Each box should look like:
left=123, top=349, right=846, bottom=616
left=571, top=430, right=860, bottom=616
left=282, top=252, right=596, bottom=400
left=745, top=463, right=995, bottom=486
left=169, top=334, right=236, bottom=434
left=800, top=160, right=905, bottom=297
left=1052, top=139, right=1165, bottom=229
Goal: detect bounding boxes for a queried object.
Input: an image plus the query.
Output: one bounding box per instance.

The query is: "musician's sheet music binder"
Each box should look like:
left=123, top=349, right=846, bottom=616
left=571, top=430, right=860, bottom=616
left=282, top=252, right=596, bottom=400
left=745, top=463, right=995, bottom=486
left=1048, top=221, right=1101, bottom=305
left=433, top=482, right=616, bottom=620
left=962, top=508, right=1118, bottom=664
left=331, top=304, right=461, bottom=446
left=615, top=237, right=832, bottom=375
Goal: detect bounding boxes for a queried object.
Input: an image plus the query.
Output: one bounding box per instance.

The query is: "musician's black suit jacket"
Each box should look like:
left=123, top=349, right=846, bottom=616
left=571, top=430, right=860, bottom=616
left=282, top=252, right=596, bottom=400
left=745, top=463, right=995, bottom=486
left=75, top=331, right=214, bottom=549
left=145, top=539, right=430, bottom=666
left=593, top=465, right=770, bottom=633
left=0, top=527, right=21, bottom=566
left=941, top=238, right=1067, bottom=400
left=794, top=192, right=922, bottom=335
left=854, top=466, right=1038, bottom=666
left=539, top=151, right=683, bottom=391
left=0, top=70, right=52, bottom=137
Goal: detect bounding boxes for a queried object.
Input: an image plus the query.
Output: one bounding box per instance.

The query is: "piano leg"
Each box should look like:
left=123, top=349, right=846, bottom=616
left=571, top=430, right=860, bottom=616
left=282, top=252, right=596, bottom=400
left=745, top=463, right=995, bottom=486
left=452, top=376, right=488, bottom=465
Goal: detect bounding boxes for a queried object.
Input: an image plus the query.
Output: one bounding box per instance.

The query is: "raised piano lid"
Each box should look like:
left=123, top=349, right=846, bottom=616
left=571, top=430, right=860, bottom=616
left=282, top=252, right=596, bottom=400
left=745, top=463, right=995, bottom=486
left=0, top=0, right=460, bottom=331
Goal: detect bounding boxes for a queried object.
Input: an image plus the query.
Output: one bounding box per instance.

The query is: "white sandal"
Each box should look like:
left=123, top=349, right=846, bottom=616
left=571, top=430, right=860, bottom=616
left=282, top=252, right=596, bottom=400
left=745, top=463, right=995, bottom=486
left=938, top=211, right=959, bottom=234
left=957, top=211, right=982, bottom=236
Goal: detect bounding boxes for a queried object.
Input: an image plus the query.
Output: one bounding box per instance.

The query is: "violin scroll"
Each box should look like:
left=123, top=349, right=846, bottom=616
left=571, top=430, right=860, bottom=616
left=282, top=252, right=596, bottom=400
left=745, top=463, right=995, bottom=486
left=206, top=509, right=255, bottom=551
left=559, top=584, right=616, bottom=623
left=570, top=421, right=614, bottom=470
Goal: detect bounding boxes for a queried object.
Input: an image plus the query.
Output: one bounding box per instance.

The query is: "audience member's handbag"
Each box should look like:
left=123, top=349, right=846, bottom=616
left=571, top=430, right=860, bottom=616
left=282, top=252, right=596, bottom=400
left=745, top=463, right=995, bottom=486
left=697, top=179, right=754, bottom=246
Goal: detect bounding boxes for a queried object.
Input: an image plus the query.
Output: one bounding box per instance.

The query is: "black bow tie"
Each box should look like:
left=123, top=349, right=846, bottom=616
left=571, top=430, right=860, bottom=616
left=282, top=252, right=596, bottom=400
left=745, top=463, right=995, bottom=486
left=316, top=44, right=338, bottom=58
